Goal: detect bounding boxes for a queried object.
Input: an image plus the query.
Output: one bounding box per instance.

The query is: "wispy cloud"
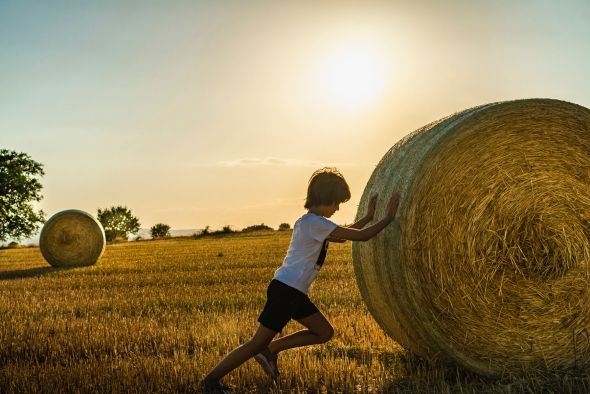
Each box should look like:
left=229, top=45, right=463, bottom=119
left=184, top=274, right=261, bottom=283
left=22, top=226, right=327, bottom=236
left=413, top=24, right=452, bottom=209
left=213, top=157, right=354, bottom=168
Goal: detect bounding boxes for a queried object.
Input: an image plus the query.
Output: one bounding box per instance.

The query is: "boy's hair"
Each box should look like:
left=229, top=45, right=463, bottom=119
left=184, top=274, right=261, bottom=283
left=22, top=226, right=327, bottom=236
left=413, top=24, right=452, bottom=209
left=304, top=167, right=351, bottom=209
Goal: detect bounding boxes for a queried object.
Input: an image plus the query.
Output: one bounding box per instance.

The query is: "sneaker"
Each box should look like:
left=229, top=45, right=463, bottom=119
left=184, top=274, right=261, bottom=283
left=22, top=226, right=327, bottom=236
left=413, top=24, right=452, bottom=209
left=198, top=380, right=234, bottom=393
left=254, top=348, right=279, bottom=379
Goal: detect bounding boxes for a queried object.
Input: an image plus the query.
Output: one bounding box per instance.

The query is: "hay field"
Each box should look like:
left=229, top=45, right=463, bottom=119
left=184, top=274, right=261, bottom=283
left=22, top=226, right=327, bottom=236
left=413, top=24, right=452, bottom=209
left=0, top=231, right=587, bottom=393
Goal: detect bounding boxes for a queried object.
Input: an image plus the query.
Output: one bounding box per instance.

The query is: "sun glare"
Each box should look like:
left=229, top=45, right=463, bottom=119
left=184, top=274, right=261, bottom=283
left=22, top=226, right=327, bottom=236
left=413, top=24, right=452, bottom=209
left=316, top=45, right=388, bottom=110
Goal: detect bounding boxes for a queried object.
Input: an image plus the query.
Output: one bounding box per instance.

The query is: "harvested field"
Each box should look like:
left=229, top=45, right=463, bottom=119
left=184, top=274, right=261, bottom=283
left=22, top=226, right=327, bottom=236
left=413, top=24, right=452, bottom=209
left=1, top=231, right=589, bottom=392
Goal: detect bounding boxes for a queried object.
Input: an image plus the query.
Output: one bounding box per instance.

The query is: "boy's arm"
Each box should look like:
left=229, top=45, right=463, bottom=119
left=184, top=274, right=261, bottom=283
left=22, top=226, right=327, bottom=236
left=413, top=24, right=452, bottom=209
left=326, top=237, right=347, bottom=243
left=347, top=216, right=371, bottom=230
left=328, top=195, right=377, bottom=242
left=347, top=195, right=377, bottom=229
left=328, top=193, right=400, bottom=242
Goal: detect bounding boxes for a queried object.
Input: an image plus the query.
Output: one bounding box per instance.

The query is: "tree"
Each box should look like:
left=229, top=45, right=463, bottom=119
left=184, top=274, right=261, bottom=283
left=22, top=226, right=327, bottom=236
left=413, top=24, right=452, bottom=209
left=242, top=223, right=273, bottom=232
left=0, top=149, right=45, bottom=242
left=196, top=225, right=236, bottom=238
left=150, top=223, right=171, bottom=239
left=278, top=223, right=291, bottom=231
left=97, top=206, right=140, bottom=242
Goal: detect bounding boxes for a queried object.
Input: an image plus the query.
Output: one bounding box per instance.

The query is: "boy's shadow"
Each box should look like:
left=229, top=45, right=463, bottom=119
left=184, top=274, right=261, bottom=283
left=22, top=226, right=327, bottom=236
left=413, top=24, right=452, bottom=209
left=0, top=266, right=68, bottom=280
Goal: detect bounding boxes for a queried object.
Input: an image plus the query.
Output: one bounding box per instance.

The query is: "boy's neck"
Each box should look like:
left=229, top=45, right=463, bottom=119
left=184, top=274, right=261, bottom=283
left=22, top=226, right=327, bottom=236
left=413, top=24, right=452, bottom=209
left=308, top=209, right=323, bottom=217
left=308, top=203, right=339, bottom=218
left=308, top=207, right=327, bottom=217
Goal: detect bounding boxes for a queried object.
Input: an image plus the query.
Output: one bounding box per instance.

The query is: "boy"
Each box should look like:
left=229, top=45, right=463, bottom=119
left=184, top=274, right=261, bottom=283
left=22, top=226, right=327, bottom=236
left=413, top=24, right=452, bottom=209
left=200, top=167, right=400, bottom=393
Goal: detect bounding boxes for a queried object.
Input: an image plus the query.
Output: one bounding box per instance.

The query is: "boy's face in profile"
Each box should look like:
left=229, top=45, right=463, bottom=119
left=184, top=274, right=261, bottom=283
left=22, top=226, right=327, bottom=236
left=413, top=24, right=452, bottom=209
left=327, top=203, right=340, bottom=217
left=316, top=203, right=339, bottom=218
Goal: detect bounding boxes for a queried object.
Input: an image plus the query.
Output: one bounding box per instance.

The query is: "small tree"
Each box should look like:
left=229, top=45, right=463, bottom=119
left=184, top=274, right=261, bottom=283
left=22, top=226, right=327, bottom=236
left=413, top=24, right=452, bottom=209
left=97, top=206, right=140, bottom=242
left=242, top=223, right=273, bottom=232
left=150, top=223, right=171, bottom=239
left=0, top=149, right=45, bottom=242
left=278, top=223, right=291, bottom=231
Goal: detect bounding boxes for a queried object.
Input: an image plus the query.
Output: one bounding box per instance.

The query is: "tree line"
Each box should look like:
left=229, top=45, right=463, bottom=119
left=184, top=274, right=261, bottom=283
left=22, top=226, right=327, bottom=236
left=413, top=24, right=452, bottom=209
left=0, top=149, right=290, bottom=244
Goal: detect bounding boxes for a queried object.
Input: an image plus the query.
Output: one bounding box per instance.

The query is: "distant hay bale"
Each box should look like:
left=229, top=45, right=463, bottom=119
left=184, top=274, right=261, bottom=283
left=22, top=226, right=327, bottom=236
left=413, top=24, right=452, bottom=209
left=40, top=210, right=106, bottom=267
left=352, top=98, right=590, bottom=376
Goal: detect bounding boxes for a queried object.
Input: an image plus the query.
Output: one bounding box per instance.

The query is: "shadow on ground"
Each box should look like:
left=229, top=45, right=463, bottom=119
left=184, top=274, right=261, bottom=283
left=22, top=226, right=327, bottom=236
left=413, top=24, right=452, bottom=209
left=318, top=343, right=590, bottom=392
left=0, top=266, right=66, bottom=281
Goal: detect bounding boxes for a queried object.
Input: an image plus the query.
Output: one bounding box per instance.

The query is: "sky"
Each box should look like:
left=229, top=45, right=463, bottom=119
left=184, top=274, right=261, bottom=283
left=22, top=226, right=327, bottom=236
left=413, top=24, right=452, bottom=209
left=1, top=0, right=589, bottom=232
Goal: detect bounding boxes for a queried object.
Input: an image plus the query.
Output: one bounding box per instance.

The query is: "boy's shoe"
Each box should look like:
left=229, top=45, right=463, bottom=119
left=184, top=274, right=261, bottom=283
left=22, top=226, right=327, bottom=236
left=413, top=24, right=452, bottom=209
left=198, top=380, right=234, bottom=393
left=254, top=348, right=279, bottom=379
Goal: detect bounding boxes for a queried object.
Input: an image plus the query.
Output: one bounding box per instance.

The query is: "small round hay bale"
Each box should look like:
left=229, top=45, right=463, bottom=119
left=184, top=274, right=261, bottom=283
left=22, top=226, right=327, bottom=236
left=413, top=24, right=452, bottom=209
left=352, top=98, right=590, bottom=376
left=40, top=209, right=106, bottom=267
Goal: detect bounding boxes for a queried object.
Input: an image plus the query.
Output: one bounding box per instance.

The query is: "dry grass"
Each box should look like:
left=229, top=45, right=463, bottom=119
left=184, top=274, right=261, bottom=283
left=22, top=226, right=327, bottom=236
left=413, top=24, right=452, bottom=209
left=1, top=231, right=589, bottom=393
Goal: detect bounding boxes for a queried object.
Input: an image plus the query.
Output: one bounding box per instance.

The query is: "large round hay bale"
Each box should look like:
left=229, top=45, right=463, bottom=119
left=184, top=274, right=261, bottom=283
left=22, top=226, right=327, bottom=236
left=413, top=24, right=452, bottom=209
left=352, top=98, right=590, bottom=376
left=40, top=210, right=106, bottom=267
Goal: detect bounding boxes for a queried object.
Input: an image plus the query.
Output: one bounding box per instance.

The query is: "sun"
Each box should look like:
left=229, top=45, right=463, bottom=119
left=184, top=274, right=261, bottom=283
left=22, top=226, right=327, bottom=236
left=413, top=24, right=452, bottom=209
left=316, top=45, right=388, bottom=110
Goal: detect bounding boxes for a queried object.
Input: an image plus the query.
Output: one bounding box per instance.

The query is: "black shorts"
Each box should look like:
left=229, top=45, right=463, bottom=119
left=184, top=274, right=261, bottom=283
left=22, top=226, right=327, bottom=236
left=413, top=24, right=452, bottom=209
left=257, top=279, right=320, bottom=332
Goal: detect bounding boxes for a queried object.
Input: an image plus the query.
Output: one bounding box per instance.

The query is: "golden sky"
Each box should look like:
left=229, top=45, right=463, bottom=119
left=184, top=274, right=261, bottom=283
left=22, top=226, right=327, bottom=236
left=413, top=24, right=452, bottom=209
left=1, top=1, right=589, bottom=231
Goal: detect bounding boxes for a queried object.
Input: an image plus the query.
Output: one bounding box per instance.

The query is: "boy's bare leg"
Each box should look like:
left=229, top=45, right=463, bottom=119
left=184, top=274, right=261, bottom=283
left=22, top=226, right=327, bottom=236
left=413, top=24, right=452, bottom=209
left=268, top=312, right=334, bottom=354
left=203, top=325, right=277, bottom=382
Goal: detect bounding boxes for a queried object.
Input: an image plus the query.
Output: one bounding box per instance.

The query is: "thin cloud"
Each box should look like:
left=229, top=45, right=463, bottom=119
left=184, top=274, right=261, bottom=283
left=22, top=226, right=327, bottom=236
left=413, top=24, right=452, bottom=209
left=213, top=157, right=354, bottom=168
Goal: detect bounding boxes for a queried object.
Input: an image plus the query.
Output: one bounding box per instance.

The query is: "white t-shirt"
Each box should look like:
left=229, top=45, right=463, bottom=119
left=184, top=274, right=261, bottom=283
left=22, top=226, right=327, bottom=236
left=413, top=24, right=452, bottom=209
left=273, top=212, right=338, bottom=294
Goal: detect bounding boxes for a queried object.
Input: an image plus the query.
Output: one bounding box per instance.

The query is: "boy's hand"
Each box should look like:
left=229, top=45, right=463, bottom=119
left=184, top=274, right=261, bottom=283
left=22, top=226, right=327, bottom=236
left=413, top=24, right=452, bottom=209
left=386, top=193, right=401, bottom=220
left=365, top=194, right=378, bottom=220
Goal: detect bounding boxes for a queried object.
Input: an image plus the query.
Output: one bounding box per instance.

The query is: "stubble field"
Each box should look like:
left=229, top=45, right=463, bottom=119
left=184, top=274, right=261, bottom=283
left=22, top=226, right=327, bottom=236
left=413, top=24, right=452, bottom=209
left=0, top=231, right=588, bottom=393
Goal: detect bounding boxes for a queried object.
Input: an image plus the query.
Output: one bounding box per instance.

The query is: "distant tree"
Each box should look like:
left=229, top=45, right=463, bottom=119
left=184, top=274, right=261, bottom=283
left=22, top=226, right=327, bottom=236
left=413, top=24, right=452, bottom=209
left=150, top=223, right=171, bottom=239
left=242, top=223, right=273, bottom=233
left=0, top=149, right=45, bottom=242
left=221, top=225, right=234, bottom=234
left=97, top=206, right=140, bottom=242
left=196, top=225, right=237, bottom=238
left=278, top=223, right=291, bottom=231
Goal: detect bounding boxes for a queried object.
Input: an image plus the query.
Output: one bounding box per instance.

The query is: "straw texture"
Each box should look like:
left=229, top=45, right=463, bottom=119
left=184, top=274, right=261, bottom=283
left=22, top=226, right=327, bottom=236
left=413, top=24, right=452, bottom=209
left=352, top=98, right=590, bottom=376
left=40, top=210, right=106, bottom=267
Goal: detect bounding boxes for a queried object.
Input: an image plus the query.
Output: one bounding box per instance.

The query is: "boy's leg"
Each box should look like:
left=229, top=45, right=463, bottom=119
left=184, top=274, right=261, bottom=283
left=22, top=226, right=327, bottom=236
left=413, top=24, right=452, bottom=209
left=203, top=324, right=277, bottom=382
left=268, top=311, right=334, bottom=354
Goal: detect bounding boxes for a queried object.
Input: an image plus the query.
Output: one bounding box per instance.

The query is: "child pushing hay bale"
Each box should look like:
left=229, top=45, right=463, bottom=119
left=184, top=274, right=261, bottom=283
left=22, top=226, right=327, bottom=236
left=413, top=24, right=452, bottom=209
left=353, top=98, right=590, bottom=376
